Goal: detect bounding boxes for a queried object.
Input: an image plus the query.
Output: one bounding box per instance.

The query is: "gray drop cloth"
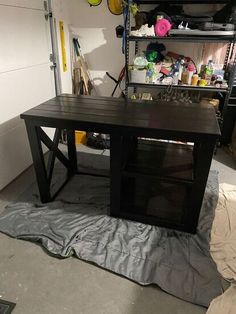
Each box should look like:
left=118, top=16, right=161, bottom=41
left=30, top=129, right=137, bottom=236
left=0, top=153, right=226, bottom=307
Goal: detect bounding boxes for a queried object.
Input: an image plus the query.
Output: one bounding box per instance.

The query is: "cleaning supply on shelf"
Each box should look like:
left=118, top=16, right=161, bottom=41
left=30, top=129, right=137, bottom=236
left=182, top=67, right=189, bottom=84
left=173, top=72, right=179, bottom=85
left=187, top=62, right=195, bottom=85
left=201, top=60, right=214, bottom=85
left=178, top=58, right=185, bottom=81
left=207, top=60, right=214, bottom=75
left=146, top=62, right=158, bottom=83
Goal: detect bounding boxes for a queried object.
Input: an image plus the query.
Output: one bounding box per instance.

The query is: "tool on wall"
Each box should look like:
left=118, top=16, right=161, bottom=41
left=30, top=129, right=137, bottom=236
left=59, top=21, right=67, bottom=72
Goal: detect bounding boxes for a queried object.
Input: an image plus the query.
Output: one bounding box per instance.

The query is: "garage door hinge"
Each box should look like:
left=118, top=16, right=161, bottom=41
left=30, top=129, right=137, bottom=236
left=50, top=64, right=57, bottom=70
left=49, top=53, right=55, bottom=63
left=49, top=54, right=57, bottom=70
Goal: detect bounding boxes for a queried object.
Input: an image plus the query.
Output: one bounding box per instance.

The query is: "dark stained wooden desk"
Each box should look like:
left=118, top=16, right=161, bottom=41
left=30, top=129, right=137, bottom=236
left=21, top=94, right=220, bottom=233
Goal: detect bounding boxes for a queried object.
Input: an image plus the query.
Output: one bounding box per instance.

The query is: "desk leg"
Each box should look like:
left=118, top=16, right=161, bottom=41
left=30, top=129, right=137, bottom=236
left=187, top=140, right=215, bottom=233
left=25, top=122, right=51, bottom=203
left=66, top=129, right=77, bottom=174
left=110, top=134, right=123, bottom=216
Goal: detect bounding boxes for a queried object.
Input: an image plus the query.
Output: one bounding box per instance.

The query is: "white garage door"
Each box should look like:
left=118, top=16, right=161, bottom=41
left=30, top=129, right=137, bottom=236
left=0, top=0, right=56, bottom=190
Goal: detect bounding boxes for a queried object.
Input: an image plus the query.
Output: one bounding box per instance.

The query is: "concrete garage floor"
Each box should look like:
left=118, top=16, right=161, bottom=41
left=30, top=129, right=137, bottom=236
left=0, top=147, right=235, bottom=314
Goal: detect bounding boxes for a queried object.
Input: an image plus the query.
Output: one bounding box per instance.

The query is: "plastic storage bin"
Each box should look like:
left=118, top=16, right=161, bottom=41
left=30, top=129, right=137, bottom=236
left=130, top=69, right=147, bottom=83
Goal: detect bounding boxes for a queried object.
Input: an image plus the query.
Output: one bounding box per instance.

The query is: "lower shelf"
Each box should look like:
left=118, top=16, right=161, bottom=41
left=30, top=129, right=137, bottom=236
left=121, top=176, right=190, bottom=227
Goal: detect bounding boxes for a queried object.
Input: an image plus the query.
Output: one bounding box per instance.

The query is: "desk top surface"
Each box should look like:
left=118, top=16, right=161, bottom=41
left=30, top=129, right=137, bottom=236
left=21, top=94, right=221, bottom=138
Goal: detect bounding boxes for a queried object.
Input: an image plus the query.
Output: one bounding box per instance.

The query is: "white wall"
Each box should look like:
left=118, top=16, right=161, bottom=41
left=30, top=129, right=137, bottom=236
left=53, top=0, right=123, bottom=96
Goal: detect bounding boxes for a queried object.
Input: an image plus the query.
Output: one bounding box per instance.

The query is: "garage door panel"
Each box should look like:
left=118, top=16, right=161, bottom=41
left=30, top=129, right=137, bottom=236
left=0, top=0, right=56, bottom=189
left=0, top=117, right=32, bottom=190
left=0, top=0, right=44, bottom=10
left=0, top=64, right=55, bottom=123
left=0, top=6, right=51, bottom=73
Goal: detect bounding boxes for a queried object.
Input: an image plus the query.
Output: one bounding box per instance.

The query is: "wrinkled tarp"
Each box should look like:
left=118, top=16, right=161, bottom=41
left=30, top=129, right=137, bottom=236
left=0, top=169, right=226, bottom=307
left=207, top=183, right=236, bottom=314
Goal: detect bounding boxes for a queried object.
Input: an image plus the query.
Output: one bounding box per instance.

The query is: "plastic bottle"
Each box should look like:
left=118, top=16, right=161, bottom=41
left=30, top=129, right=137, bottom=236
left=204, top=60, right=214, bottom=85
left=187, top=63, right=195, bottom=85
left=173, top=72, right=179, bottom=85
left=207, top=60, right=214, bottom=76
left=178, top=58, right=185, bottom=81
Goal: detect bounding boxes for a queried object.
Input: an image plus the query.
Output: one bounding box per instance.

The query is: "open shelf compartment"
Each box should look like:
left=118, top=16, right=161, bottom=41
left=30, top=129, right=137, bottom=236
left=122, top=139, right=194, bottom=185
left=120, top=175, right=190, bottom=227
left=118, top=139, right=195, bottom=229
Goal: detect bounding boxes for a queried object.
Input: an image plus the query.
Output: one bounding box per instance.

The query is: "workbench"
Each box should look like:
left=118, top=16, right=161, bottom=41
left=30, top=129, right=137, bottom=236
left=21, top=94, right=220, bottom=233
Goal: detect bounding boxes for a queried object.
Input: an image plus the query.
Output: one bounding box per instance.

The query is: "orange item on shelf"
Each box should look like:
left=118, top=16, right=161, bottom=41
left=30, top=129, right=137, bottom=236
left=191, top=74, right=199, bottom=86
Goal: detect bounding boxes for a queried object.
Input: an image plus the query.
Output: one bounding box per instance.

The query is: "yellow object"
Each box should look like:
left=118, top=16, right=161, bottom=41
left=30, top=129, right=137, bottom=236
left=199, top=79, right=207, bottom=87
left=59, top=21, right=67, bottom=72
left=87, top=0, right=102, bottom=5
left=107, top=0, right=123, bottom=15
left=75, top=131, right=87, bottom=145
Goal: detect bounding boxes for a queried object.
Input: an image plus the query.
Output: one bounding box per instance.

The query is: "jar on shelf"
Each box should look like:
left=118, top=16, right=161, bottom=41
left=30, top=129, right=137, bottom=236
left=182, top=68, right=189, bottom=84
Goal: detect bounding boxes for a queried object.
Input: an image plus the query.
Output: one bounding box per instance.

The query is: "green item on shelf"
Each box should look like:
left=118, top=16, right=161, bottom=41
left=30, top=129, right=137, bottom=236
left=146, top=50, right=158, bottom=63
left=146, top=62, right=158, bottom=83
left=123, top=1, right=139, bottom=17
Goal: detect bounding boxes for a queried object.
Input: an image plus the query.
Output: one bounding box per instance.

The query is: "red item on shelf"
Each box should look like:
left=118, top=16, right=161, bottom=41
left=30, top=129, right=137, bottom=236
left=155, top=19, right=172, bottom=37
left=160, top=67, right=170, bottom=75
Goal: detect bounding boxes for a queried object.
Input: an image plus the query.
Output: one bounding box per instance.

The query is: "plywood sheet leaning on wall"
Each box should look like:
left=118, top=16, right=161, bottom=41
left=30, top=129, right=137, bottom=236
left=73, top=57, right=93, bottom=96
left=72, top=38, right=93, bottom=96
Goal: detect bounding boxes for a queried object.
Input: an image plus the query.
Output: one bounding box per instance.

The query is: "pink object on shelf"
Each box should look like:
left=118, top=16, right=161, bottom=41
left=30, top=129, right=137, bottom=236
left=154, top=19, right=172, bottom=37
left=188, top=63, right=195, bottom=72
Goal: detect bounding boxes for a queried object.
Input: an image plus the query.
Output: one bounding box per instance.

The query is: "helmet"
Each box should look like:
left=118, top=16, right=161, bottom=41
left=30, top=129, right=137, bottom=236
left=87, top=0, right=102, bottom=6
left=107, top=0, right=123, bottom=15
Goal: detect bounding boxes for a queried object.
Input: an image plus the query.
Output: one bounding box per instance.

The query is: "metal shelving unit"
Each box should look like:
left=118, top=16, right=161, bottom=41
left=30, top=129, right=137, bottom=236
left=124, top=0, right=236, bottom=141
left=129, top=35, right=235, bottom=43
left=222, top=65, right=236, bottom=143
left=128, top=82, right=229, bottom=93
